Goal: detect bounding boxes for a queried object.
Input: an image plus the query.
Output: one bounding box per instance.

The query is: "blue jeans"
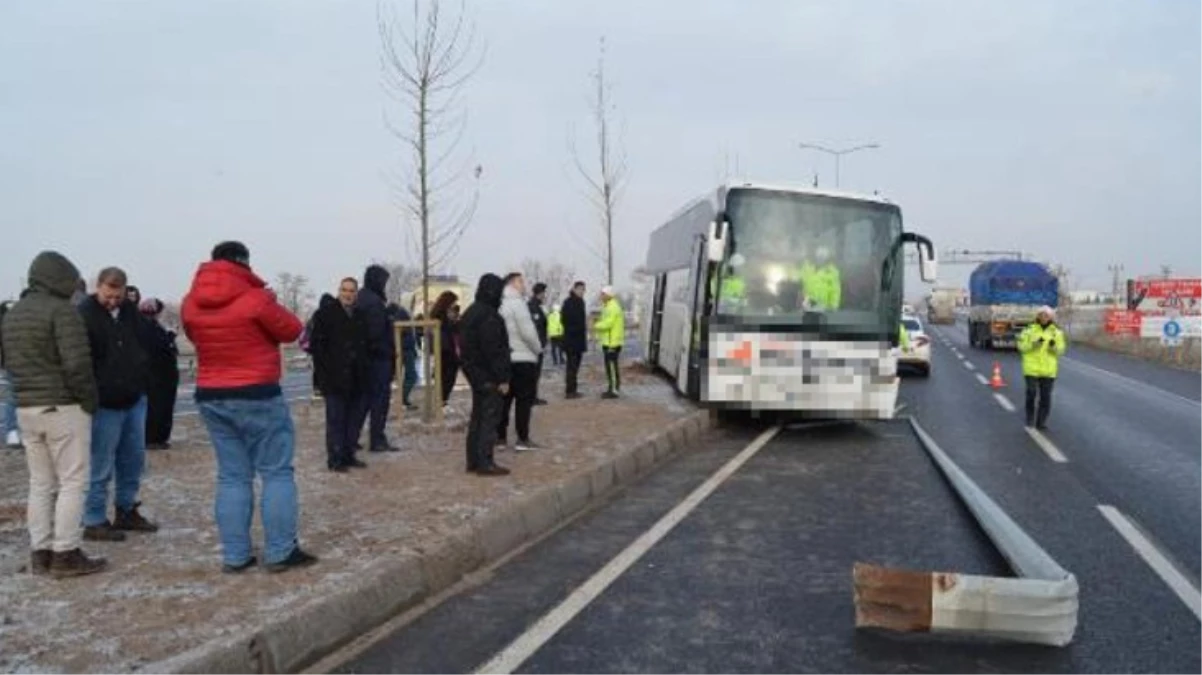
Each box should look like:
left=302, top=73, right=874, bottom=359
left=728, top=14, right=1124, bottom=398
left=84, top=396, right=147, bottom=526
left=199, top=396, right=299, bottom=566
left=402, top=350, right=418, bottom=404
left=0, top=370, right=17, bottom=435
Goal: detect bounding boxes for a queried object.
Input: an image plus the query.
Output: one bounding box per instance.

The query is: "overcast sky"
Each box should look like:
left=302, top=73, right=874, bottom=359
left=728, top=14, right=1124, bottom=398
left=1, top=0, right=1198, bottom=303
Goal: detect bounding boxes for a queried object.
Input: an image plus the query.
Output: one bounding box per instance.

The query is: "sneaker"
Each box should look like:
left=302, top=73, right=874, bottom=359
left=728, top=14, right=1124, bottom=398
left=222, top=556, right=258, bottom=574
left=369, top=443, right=401, bottom=453
left=5, top=430, right=22, bottom=449
left=474, top=464, right=512, bottom=477
left=495, top=437, right=508, bottom=450
left=49, top=548, right=107, bottom=578
left=83, top=521, right=127, bottom=542
left=113, top=503, right=159, bottom=533
left=601, top=391, right=620, bottom=400
left=514, top=439, right=541, bottom=451
left=266, top=547, right=319, bottom=574
left=30, top=549, right=52, bottom=576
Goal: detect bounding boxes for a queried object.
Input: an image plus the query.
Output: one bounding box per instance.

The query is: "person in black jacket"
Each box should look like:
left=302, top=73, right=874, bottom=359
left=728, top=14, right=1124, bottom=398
left=429, top=291, right=461, bottom=406
left=78, top=267, right=158, bottom=541
left=137, top=298, right=180, bottom=450
left=459, top=274, right=511, bottom=476
left=311, top=279, right=369, bottom=472
left=352, top=265, right=399, bottom=453
left=560, top=280, right=588, bottom=399
left=528, top=282, right=549, bottom=406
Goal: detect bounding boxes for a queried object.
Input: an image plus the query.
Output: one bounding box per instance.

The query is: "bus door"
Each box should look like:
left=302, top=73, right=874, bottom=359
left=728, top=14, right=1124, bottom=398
left=648, top=274, right=666, bottom=364
left=685, top=235, right=709, bottom=398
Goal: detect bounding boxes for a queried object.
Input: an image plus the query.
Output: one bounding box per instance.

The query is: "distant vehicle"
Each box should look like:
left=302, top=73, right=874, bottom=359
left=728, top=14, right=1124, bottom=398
left=927, top=286, right=959, bottom=325
left=638, top=182, right=936, bottom=418
left=967, top=260, right=1059, bottom=349
left=897, top=315, right=932, bottom=377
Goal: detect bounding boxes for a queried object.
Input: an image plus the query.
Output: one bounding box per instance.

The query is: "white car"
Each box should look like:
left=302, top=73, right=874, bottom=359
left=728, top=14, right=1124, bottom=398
left=897, top=315, right=932, bottom=377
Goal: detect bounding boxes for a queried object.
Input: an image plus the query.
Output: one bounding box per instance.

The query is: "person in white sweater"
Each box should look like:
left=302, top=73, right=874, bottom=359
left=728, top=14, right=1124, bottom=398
left=497, top=273, right=543, bottom=450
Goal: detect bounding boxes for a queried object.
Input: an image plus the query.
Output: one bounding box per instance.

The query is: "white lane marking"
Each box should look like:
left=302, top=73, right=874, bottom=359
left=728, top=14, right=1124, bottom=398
left=1063, top=357, right=1199, bottom=409
left=963, top=360, right=976, bottom=371
left=993, top=393, right=1016, bottom=412
left=975, top=373, right=989, bottom=386
left=1024, top=428, right=1068, bottom=463
left=1097, top=505, right=1201, bottom=619
left=476, top=425, right=783, bottom=674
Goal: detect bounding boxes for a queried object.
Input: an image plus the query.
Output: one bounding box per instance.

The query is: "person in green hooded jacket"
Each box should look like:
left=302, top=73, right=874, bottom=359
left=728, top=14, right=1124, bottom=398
left=1016, top=305, right=1067, bottom=430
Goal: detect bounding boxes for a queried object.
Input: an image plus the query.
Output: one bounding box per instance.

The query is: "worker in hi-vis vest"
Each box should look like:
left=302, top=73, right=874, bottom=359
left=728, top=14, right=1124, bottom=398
left=593, top=286, right=625, bottom=399
left=797, top=245, right=841, bottom=310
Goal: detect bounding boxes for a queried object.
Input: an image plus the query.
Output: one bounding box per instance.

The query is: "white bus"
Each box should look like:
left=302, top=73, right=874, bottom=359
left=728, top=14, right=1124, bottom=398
left=639, top=182, right=936, bottom=418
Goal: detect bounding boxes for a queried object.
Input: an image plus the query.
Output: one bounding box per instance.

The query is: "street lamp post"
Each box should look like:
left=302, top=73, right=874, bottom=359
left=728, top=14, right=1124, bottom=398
left=798, top=142, right=880, bottom=188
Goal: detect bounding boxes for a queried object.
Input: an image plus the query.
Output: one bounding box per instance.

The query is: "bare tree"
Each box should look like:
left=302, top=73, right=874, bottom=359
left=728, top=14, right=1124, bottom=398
left=378, top=0, right=485, bottom=317
left=274, top=272, right=314, bottom=316
left=372, top=259, right=424, bottom=305
left=569, top=36, right=627, bottom=286
left=517, top=257, right=576, bottom=306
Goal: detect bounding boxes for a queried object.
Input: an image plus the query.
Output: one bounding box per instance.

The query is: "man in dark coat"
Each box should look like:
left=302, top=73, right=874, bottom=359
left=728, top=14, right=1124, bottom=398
left=137, top=298, right=180, bottom=450
left=528, top=282, right=549, bottom=406
left=311, top=278, right=368, bottom=472
left=77, top=267, right=157, bottom=541
left=560, top=280, right=588, bottom=399
left=352, top=265, right=399, bottom=453
left=459, top=273, right=511, bottom=476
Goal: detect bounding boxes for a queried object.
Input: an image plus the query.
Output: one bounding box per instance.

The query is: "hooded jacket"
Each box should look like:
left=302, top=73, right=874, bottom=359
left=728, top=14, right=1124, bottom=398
left=459, top=274, right=511, bottom=390
left=0, top=251, right=98, bottom=413
left=1017, top=321, right=1067, bottom=378
left=310, top=292, right=366, bottom=397
left=357, top=265, right=395, bottom=363
left=181, top=260, right=303, bottom=399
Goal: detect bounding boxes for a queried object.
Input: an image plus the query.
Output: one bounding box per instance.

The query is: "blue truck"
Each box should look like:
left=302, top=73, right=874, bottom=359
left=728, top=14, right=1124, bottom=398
left=967, top=260, right=1059, bottom=349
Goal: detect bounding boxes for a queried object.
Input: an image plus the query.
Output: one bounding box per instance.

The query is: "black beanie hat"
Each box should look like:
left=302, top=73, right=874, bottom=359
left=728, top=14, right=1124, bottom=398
left=211, top=241, right=250, bottom=267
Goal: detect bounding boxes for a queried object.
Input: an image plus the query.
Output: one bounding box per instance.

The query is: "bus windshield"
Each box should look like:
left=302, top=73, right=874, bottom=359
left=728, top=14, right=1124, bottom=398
left=716, top=188, right=903, bottom=325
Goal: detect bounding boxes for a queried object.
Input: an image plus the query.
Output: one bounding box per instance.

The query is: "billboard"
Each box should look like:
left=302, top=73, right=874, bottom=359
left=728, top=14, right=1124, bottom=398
left=1139, top=315, right=1202, bottom=340
left=1126, top=278, right=1202, bottom=315
left=1103, top=309, right=1141, bottom=336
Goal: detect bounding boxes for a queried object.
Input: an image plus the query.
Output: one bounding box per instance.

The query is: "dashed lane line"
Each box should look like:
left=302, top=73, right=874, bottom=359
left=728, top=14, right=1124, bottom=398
left=993, top=393, right=1016, bottom=412
left=1024, top=427, right=1068, bottom=463
left=476, top=424, right=784, bottom=674
left=963, top=360, right=976, bottom=370
left=1098, top=505, right=1201, bottom=619
left=975, top=373, right=989, bottom=386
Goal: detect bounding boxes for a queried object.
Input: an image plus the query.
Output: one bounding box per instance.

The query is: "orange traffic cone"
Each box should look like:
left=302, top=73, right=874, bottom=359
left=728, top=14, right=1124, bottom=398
left=989, top=362, right=1006, bottom=389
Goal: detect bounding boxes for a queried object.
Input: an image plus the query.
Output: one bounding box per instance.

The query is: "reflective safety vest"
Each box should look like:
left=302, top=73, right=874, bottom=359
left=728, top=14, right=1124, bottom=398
left=798, top=262, right=841, bottom=310
left=547, top=309, right=564, bottom=339
left=594, top=297, right=625, bottom=348
left=899, top=324, right=911, bottom=351
left=1017, top=322, right=1066, bottom=378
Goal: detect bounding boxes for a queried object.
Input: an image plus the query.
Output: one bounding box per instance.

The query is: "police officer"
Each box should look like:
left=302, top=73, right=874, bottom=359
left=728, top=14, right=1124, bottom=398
left=799, top=245, right=841, bottom=310
left=1016, top=306, right=1066, bottom=430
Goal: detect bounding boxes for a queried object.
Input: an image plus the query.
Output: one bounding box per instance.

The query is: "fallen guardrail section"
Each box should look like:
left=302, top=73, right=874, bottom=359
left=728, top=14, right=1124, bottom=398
left=853, top=418, right=1079, bottom=647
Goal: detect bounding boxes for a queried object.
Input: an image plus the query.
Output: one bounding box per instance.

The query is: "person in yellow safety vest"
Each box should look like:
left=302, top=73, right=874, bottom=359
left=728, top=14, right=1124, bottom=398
left=593, top=286, right=625, bottom=399
left=898, top=322, right=911, bottom=352
left=797, top=245, right=841, bottom=310
left=1016, top=305, right=1067, bottom=430
left=546, top=305, right=565, bottom=366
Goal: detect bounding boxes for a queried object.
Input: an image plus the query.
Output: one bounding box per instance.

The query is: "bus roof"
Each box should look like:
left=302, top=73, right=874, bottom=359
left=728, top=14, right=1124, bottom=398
left=726, top=181, right=896, bottom=206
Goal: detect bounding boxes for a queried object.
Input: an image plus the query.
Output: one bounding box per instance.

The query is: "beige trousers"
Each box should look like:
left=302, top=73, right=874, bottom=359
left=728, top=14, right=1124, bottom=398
left=18, top=405, right=91, bottom=552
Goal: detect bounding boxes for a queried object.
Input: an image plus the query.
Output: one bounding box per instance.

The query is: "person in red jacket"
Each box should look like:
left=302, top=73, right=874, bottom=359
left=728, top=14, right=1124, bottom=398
left=181, top=241, right=317, bottom=574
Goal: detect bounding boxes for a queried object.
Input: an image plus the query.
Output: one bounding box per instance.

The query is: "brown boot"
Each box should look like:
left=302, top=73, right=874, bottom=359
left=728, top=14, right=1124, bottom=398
left=114, top=503, right=159, bottom=533
left=83, top=521, right=127, bottom=542
left=49, top=548, right=107, bottom=578
left=30, top=549, right=52, bottom=576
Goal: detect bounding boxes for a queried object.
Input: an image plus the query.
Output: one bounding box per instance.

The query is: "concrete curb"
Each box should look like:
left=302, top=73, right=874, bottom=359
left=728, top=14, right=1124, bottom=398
left=147, top=408, right=712, bottom=674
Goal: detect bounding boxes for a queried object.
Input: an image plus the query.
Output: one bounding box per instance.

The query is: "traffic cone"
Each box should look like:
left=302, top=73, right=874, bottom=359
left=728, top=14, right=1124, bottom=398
left=989, top=362, right=1006, bottom=389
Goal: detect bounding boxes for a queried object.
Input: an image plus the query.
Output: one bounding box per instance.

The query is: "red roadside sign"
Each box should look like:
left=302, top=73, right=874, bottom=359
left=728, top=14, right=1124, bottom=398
left=1104, top=309, right=1142, bottom=336
left=1128, top=278, right=1202, bottom=316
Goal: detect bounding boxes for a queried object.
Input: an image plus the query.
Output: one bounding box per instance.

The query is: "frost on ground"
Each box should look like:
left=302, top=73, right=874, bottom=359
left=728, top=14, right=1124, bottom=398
left=0, top=364, right=689, bottom=674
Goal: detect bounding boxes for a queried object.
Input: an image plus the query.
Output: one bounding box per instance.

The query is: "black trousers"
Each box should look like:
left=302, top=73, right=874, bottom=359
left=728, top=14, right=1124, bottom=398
left=603, top=346, right=622, bottom=393
left=564, top=349, right=583, bottom=395
left=354, top=359, right=393, bottom=449
left=467, top=387, right=503, bottom=470
left=1024, top=376, right=1055, bottom=427
left=498, top=362, right=539, bottom=442
left=534, top=353, right=544, bottom=400
left=549, top=338, right=564, bottom=365
left=440, top=354, right=459, bottom=404
left=324, top=393, right=359, bottom=468
left=145, top=368, right=179, bottom=445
